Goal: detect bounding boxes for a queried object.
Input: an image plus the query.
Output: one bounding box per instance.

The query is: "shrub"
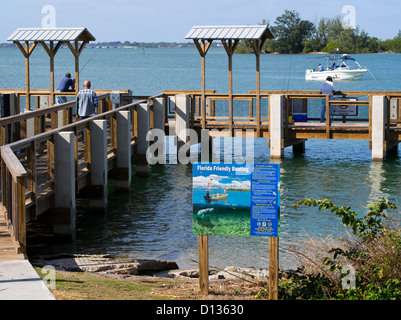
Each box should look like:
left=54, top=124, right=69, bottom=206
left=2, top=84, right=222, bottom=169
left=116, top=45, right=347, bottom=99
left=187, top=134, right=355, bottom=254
left=255, top=198, right=401, bottom=300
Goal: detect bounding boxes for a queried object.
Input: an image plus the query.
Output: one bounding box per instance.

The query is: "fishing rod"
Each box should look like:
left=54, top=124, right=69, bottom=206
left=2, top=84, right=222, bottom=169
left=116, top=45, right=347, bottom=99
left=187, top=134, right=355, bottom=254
left=79, top=52, right=96, bottom=73
left=368, top=69, right=377, bottom=81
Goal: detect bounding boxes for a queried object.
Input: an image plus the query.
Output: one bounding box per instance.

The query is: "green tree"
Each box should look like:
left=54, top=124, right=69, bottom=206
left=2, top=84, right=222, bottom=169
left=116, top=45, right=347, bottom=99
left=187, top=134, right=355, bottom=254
left=270, top=10, right=314, bottom=53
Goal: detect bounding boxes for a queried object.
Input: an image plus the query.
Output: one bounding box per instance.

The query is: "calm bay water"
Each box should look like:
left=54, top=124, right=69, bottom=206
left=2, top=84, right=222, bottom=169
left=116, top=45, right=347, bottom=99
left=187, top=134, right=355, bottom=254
left=1, top=47, right=401, bottom=269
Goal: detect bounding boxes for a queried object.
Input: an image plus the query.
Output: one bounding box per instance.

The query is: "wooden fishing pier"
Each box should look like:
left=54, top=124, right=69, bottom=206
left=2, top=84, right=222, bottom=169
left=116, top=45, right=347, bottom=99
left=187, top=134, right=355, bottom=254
left=1, top=88, right=401, bottom=253
left=2, top=25, right=401, bottom=299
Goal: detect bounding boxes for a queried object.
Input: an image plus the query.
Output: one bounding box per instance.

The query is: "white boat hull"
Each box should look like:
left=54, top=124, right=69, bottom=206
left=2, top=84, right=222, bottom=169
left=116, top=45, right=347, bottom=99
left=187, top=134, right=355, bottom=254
left=305, top=69, right=367, bottom=81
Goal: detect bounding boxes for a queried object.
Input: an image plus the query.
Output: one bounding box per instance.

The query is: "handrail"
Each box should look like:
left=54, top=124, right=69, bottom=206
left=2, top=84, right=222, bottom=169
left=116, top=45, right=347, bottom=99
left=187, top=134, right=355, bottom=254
left=0, top=145, right=27, bottom=253
left=1, top=145, right=27, bottom=178
left=0, top=91, right=135, bottom=147
left=0, top=93, right=152, bottom=254
left=2, top=89, right=401, bottom=256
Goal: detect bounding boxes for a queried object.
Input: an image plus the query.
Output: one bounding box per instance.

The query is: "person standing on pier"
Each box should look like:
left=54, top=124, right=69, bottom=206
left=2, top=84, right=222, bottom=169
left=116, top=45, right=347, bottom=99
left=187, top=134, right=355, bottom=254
left=319, top=76, right=335, bottom=122
left=76, top=80, right=99, bottom=140
left=76, top=80, right=99, bottom=121
left=55, top=73, right=75, bottom=104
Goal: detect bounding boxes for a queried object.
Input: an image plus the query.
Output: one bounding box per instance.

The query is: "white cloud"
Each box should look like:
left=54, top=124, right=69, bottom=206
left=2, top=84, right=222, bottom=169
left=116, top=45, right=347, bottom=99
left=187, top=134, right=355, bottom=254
left=193, top=175, right=250, bottom=190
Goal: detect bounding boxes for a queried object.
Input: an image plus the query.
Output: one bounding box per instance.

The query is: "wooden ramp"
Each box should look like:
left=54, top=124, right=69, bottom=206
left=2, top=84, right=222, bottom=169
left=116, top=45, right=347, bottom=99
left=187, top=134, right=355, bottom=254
left=0, top=215, right=25, bottom=262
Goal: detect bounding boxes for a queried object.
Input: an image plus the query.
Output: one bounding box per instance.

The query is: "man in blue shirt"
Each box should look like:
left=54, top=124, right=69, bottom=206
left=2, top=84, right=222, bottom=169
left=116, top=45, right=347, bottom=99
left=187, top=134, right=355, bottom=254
left=56, top=73, right=75, bottom=104
left=319, top=76, right=335, bottom=122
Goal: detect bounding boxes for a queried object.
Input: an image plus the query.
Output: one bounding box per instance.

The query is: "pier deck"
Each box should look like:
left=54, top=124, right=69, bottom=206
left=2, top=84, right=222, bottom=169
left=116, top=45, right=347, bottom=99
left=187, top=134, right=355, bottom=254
left=0, top=89, right=401, bottom=263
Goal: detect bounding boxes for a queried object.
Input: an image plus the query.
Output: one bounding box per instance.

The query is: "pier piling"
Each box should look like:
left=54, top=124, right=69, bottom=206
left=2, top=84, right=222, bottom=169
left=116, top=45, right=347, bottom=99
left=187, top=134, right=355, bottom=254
left=269, top=95, right=285, bottom=159
left=372, top=96, right=387, bottom=161
left=89, top=120, right=108, bottom=210
left=175, top=94, right=190, bottom=151
left=54, top=131, right=76, bottom=237
left=115, top=111, right=132, bottom=191
left=135, top=103, right=150, bottom=177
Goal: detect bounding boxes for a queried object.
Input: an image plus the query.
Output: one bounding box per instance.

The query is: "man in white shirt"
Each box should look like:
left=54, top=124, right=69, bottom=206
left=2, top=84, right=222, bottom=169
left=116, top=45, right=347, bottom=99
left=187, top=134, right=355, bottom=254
left=319, top=76, right=335, bottom=122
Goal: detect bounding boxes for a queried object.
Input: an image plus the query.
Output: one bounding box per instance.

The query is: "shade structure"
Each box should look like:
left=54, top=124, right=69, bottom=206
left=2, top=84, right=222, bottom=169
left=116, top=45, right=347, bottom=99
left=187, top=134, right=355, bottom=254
left=7, top=28, right=96, bottom=110
left=186, top=25, right=274, bottom=136
left=7, top=28, right=95, bottom=42
left=185, top=25, right=273, bottom=41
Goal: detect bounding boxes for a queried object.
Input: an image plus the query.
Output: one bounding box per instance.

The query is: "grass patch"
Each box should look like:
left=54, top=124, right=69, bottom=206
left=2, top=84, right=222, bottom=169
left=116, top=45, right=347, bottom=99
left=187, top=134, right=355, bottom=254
left=35, top=268, right=172, bottom=300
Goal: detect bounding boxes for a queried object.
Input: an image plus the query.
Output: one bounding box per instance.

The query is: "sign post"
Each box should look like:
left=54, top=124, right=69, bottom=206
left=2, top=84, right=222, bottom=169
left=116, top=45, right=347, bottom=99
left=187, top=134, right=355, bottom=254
left=198, top=235, right=209, bottom=295
left=193, top=163, right=280, bottom=298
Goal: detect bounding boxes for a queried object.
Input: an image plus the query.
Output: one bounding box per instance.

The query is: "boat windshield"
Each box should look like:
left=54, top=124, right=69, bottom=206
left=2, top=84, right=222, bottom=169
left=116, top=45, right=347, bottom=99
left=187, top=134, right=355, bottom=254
left=325, top=55, right=362, bottom=70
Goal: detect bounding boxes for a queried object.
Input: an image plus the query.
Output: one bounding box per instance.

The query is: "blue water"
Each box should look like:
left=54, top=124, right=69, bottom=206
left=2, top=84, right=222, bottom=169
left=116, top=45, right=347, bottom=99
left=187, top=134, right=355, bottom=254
left=193, top=189, right=251, bottom=207
left=1, top=47, right=401, bottom=269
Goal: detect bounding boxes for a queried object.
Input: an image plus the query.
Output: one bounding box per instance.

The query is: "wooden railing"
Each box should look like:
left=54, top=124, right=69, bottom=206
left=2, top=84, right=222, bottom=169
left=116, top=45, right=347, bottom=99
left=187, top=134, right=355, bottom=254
left=162, top=90, right=401, bottom=138
left=0, top=93, right=162, bottom=253
left=1, top=145, right=27, bottom=253
left=2, top=89, right=401, bottom=254
left=0, top=90, right=131, bottom=147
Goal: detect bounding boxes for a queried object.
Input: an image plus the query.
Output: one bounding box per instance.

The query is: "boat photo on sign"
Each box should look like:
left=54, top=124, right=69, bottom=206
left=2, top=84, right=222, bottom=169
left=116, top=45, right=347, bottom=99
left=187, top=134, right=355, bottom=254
left=192, top=163, right=280, bottom=237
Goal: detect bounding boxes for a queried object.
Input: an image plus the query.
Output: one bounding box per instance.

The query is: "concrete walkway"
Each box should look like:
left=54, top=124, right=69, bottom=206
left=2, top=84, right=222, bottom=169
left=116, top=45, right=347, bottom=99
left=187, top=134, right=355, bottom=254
left=0, top=260, right=55, bottom=300
left=0, top=215, right=55, bottom=300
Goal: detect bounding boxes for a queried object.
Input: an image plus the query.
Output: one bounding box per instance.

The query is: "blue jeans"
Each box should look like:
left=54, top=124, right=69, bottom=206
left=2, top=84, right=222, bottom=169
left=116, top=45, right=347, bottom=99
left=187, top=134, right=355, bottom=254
left=320, top=97, right=333, bottom=122
left=55, top=90, right=67, bottom=104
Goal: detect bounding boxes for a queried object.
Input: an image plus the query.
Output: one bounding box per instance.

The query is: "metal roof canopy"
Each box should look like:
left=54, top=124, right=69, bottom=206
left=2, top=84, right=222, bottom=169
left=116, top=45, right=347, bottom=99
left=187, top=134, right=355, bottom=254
left=7, top=28, right=96, bottom=110
left=185, top=25, right=274, bottom=135
left=185, top=25, right=274, bottom=41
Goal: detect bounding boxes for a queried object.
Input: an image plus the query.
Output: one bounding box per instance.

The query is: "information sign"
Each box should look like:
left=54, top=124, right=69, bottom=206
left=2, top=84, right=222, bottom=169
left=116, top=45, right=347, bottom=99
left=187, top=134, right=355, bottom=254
left=192, top=163, right=280, bottom=237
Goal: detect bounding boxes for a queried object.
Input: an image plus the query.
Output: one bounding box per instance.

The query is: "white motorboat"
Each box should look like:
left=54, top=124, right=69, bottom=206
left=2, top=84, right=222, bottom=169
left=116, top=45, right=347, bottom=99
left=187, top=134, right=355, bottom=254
left=305, top=54, right=368, bottom=81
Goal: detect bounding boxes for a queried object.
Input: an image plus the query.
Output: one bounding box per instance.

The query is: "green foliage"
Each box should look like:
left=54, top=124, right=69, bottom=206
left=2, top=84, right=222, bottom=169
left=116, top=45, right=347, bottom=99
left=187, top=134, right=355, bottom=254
left=236, top=11, right=397, bottom=54
left=278, top=271, right=335, bottom=300
left=254, top=198, right=401, bottom=300
left=269, top=10, right=314, bottom=54
left=293, top=198, right=395, bottom=240
left=335, top=279, right=401, bottom=300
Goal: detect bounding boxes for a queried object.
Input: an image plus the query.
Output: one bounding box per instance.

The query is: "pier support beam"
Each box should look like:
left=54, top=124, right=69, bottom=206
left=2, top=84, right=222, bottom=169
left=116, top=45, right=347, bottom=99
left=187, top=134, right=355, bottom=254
left=148, top=98, right=166, bottom=165
left=90, top=120, right=108, bottom=210
left=200, top=129, right=213, bottom=163
left=135, top=103, right=150, bottom=177
left=372, top=96, right=387, bottom=161
left=270, top=95, right=285, bottom=159
left=115, top=111, right=132, bottom=191
left=175, top=94, right=190, bottom=151
left=54, top=131, right=76, bottom=238
left=153, top=97, right=165, bottom=132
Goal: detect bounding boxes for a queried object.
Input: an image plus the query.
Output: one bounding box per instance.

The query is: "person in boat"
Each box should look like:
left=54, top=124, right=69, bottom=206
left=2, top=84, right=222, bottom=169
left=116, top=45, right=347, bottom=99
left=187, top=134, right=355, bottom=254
left=319, top=76, right=335, bottom=123
left=318, top=64, right=324, bottom=72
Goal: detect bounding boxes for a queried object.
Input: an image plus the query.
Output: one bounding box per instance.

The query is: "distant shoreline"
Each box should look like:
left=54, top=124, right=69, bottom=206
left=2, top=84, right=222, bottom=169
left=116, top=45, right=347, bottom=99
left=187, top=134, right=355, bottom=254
left=1, top=43, right=399, bottom=54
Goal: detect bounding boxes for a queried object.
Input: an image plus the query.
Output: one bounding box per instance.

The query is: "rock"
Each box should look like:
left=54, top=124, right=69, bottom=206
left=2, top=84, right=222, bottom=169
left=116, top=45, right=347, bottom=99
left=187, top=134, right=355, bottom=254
left=30, top=254, right=178, bottom=275
left=209, top=267, right=269, bottom=281
left=155, top=268, right=199, bottom=278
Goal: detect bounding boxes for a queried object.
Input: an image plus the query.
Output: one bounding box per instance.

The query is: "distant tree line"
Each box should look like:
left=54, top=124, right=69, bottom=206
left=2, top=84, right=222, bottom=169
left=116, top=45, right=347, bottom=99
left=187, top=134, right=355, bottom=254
left=236, top=10, right=401, bottom=54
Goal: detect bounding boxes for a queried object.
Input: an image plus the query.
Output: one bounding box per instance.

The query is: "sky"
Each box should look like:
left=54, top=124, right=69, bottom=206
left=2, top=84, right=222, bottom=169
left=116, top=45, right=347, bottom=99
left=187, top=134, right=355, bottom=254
left=193, top=174, right=251, bottom=191
left=2, top=0, right=401, bottom=43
